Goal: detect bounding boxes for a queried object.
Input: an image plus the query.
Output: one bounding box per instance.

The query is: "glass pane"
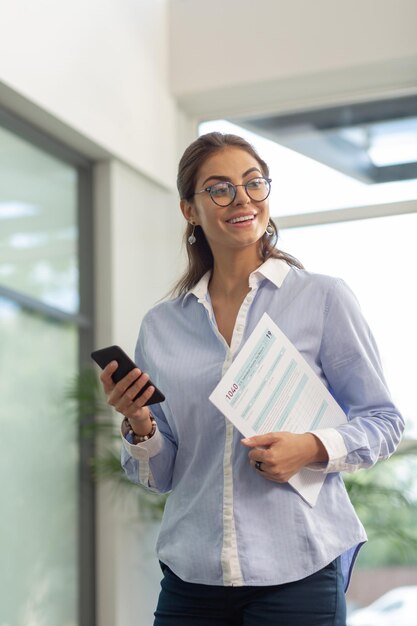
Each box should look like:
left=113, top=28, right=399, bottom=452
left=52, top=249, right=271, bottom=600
left=0, top=299, right=78, bottom=626
left=279, top=212, right=417, bottom=437
left=0, top=126, right=78, bottom=313
left=199, top=120, right=417, bottom=215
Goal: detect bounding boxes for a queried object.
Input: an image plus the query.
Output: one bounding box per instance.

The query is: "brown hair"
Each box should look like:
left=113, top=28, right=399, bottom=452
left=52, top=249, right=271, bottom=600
left=172, top=132, right=302, bottom=296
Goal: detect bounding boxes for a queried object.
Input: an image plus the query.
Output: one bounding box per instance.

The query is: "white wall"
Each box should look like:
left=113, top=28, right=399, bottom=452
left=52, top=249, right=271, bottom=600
left=94, top=160, right=184, bottom=351
left=94, top=159, right=184, bottom=626
left=169, top=0, right=417, bottom=119
left=0, top=0, right=181, bottom=188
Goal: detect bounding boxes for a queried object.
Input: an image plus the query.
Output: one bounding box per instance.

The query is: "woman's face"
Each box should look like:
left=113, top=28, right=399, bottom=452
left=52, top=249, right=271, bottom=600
left=182, top=147, right=270, bottom=255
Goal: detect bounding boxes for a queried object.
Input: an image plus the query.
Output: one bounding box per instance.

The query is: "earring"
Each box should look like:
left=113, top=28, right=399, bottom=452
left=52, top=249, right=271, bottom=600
left=266, top=221, right=274, bottom=236
left=188, top=223, right=197, bottom=245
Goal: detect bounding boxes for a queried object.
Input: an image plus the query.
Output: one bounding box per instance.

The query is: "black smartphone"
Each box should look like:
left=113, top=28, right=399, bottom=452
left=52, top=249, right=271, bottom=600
left=91, top=345, right=165, bottom=406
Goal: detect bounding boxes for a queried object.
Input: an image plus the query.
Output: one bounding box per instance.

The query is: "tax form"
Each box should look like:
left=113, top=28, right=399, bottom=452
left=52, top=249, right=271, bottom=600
left=209, top=313, right=347, bottom=506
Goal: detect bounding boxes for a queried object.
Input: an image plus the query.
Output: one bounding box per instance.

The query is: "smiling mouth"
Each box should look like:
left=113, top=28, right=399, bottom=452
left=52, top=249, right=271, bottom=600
left=227, top=215, right=256, bottom=224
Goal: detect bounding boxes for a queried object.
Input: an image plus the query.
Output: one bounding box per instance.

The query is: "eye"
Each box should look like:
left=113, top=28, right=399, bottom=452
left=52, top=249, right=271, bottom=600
left=210, top=182, right=233, bottom=197
left=246, top=177, right=265, bottom=189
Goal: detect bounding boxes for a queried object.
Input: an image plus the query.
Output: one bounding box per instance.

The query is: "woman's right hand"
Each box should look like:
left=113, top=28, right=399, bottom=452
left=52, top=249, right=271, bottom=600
left=100, top=361, right=155, bottom=435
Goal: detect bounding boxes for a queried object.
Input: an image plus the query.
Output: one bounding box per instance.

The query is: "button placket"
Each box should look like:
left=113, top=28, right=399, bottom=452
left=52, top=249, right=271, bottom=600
left=220, top=286, right=258, bottom=585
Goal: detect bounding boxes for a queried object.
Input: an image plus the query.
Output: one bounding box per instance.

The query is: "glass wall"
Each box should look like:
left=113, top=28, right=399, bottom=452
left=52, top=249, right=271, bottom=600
left=0, top=113, right=92, bottom=626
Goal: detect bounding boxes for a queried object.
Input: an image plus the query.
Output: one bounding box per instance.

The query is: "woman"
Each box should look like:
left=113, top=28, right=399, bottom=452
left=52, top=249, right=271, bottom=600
left=100, top=132, right=404, bottom=625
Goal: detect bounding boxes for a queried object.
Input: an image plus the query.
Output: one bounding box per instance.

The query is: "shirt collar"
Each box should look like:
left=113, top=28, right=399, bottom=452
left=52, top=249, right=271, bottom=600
left=185, top=271, right=211, bottom=303
left=182, top=258, right=291, bottom=305
left=251, top=257, right=291, bottom=288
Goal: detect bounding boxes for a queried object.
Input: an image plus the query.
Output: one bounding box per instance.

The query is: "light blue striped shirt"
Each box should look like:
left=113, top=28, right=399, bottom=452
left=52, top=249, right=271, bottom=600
left=121, top=258, right=404, bottom=589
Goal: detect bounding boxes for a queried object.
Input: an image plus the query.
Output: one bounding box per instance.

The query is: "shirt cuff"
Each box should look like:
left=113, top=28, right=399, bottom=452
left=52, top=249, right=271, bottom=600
left=308, top=428, right=349, bottom=473
left=120, top=422, right=163, bottom=460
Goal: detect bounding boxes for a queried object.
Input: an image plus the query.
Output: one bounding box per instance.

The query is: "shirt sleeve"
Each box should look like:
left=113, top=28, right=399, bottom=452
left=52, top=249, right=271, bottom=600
left=120, top=419, right=163, bottom=487
left=121, top=401, right=178, bottom=493
left=310, top=278, right=404, bottom=473
left=120, top=319, right=178, bottom=493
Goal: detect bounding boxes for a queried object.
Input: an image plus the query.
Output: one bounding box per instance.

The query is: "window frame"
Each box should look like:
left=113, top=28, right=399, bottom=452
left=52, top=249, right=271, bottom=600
left=275, top=197, right=417, bottom=230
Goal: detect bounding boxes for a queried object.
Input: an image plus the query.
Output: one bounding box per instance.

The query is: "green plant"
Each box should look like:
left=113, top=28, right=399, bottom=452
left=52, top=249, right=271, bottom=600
left=65, top=366, right=167, bottom=520
left=343, top=449, right=417, bottom=567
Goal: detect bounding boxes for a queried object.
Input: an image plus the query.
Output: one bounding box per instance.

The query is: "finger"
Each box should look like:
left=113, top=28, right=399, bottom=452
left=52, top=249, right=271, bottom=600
left=250, top=460, right=292, bottom=483
left=132, top=383, right=155, bottom=408
left=251, top=459, right=268, bottom=472
left=118, top=387, right=154, bottom=420
left=249, top=458, right=276, bottom=477
left=241, top=433, right=281, bottom=448
left=107, top=368, right=142, bottom=407
left=114, top=368, right=144, bottom=397
left=122, top=380, right=155, bottom=413
left=122, top=372, right=151, bottom=404
left=247, top=447, right=270, bottom=463
left=113, top=373, right=154, bottom=415
left=100, top=361, right=118, bottom=393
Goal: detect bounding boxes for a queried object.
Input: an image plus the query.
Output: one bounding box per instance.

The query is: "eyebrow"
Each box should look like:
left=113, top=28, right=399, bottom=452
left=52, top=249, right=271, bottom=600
left=201, top=167, right=262, bottom=187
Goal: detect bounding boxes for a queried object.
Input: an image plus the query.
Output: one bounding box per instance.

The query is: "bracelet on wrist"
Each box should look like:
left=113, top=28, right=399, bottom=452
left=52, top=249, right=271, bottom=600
left=125, top=415, right=157, bottom=444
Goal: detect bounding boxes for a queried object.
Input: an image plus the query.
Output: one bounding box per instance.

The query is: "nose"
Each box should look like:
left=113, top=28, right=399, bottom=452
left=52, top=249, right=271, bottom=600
left=233, top=184, right=250, bottom=205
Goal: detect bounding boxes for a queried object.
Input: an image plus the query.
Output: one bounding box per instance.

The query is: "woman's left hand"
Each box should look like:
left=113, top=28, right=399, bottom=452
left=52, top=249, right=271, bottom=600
left=241, top=432, right=328, bottom=483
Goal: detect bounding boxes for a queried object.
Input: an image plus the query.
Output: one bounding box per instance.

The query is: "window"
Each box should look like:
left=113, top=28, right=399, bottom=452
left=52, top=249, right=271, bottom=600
left=0, top=109, right=94, bottom=625
left=279, top=213, right=417, bottom=438
left=199, top=117, right=417, bottom=438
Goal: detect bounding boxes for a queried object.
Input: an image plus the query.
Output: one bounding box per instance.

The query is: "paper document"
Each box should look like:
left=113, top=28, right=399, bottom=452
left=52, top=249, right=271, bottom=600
left=209, top=313, right=347, bottom=506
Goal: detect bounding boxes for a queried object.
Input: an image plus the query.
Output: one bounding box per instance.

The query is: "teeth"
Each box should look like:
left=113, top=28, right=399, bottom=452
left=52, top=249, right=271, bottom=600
left=228, top=215, right=254, bottom=224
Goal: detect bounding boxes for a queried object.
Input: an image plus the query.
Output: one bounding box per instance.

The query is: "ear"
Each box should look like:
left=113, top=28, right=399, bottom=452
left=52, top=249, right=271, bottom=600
left=180, top=199, right=199, bottom=224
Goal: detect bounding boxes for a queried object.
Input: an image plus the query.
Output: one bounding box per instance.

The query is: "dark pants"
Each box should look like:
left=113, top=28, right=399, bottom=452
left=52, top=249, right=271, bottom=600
left=154, top=558, right=346, bottom=626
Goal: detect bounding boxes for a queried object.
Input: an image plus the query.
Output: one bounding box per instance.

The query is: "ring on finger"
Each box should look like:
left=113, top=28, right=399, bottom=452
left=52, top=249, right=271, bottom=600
left=255, top=460, right=264, bottom=472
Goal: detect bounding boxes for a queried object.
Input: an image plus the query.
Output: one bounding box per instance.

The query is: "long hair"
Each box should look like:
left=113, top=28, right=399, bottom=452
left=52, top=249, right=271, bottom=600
left=172, top=132, right=302, bottom=296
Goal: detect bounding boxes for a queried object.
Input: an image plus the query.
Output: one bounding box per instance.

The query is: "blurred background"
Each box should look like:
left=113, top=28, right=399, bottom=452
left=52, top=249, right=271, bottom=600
left=1, top=1, right=416, bottom=625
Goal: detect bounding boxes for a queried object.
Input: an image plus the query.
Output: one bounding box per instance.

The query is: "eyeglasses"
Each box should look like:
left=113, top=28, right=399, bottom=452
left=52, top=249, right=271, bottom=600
left=191, top=177, right=272, bottom=207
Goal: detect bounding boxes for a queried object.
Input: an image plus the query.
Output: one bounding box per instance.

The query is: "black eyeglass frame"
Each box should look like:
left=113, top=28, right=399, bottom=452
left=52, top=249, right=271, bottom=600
left=189, top=176, right=272, bottom=207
